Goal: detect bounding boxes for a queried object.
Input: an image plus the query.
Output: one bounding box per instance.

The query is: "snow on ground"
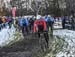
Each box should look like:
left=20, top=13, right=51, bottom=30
left=53, top=29, right=75, bottom=57
left=53, top=21, right=62, bottom=29
left=0, top=25, right=16, bottom=47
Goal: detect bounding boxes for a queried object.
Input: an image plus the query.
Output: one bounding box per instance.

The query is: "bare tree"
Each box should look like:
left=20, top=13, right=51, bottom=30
left=6, top=0, right=75, bottom=16
left=0, top=0, right=7, bottom=16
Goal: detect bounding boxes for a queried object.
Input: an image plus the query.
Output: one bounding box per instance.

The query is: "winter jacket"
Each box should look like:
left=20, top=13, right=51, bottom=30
left=34, top=19, right=47, bottom=33
left=18, top=18, right=23, bottom=27
left=47, top=17, right=54, bottom=24
left=6, top=17, right=12, bottom=23
left=45, top=16, right=48, bottom=22
left=22, top=18, right=29, bottom=26
left=29, top=18, right=34, bottom=25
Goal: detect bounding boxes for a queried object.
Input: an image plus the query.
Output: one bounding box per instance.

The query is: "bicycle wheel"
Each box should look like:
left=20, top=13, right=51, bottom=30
left=39, top=33, right=48, bottom=52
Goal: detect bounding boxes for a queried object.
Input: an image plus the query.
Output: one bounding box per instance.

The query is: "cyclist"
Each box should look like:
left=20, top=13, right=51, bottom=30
left=34, top=15, right=49, bottom=48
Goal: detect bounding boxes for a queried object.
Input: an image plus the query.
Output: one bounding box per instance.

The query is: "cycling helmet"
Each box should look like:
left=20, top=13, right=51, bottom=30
left=36, top=15, right=41, bottom=20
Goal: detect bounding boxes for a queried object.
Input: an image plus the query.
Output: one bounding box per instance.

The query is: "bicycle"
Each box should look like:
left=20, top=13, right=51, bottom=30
left=38, top=32, right=49, bottom=52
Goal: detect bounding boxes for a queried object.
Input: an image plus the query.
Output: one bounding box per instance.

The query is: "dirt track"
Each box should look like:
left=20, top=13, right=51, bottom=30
left=0, top=34, right=42, bottom=57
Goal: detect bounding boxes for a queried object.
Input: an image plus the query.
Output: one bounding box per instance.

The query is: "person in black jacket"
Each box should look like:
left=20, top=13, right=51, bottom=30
left=0, top=17, right=2, bottom=30
left=71, top=17, right=75, bottom=30
left=29, top=17, right=35, bottom=32
left=62, top=16, right=66, bottom=29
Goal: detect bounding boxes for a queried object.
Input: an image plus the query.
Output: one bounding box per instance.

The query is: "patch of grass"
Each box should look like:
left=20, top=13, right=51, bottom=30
left=35, top=36, right=68, bottom=57
left=3, top=31, right=24, bottom=48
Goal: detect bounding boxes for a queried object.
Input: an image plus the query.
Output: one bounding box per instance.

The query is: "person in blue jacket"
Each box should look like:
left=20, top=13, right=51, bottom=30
left=46, top=15, right=54, bottom=36
left=22, top=16, right=29, bottom=35
left=45, top=15, right=48, bottom=23
left=44, top=15, right=49, bottom=31
left=18, top=16, right=23, bottom=32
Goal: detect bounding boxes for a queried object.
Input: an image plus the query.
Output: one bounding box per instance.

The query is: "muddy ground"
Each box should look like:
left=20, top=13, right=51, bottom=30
left=0, top=34, right=44, bottom=57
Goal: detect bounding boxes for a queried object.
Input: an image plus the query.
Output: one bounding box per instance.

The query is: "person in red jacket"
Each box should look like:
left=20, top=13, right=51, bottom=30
left=33, top=15, right=49, bottom=48
left=34, top=18, right=47, bottom=33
